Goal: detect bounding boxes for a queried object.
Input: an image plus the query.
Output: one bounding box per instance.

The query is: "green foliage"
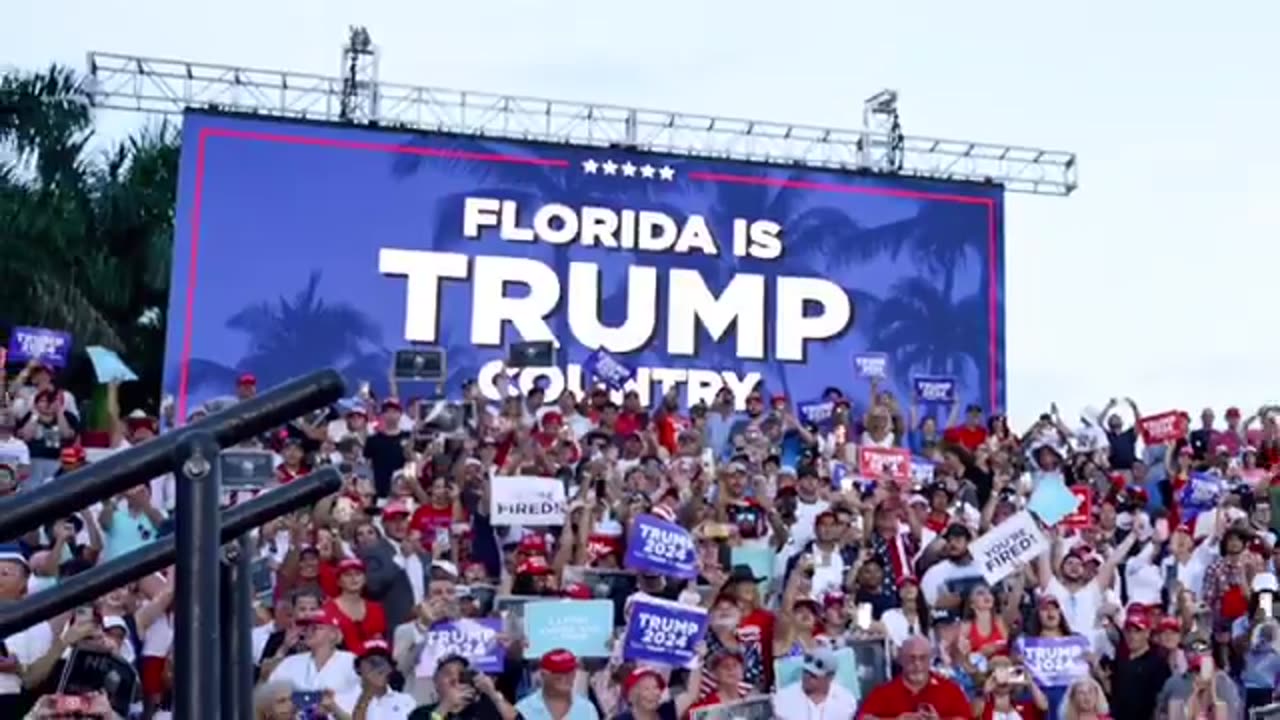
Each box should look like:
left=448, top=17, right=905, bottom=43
left=0, top=65, right=179, bottom=416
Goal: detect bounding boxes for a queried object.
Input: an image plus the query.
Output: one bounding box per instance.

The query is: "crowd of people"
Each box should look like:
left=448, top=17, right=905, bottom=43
left=1, top=352, right=1279, bottom=720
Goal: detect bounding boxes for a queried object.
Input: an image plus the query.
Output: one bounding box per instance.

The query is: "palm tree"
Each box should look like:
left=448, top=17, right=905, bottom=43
left=868, top=277, right=986, bottom=393
left=183, top=271, right=387, bottom=403
left=0, top=65, right=179, bottom=415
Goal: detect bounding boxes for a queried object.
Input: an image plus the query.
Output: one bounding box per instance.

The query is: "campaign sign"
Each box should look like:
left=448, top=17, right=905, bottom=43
left=523, top=599, right=614, bottom=657
left=624, top=514, right=698, bottom=579
left=1138, top=411, right=1189, bottom=445
left=689, top=695, right=774, bottom=720
left=853, top=352, right=888, bottom=379
left=1059, top=486, right=1092, bottom=529
left=418, top=618, right=503, bottom=673
left=970, top=510, right=1049, bottom=585
left=489, top=475, right=567, bottom=525
left=1018, top=635, right=1089, bottom=687
left=8, top=326, right=72, bottom=367
left=858, top=446, right=911, bottom=481
left=162, top=113, right=1006, bottom=423
left=913, top=375, right=956, bottom=404
left=830, top=461, right=850, bottom=491
left=796, top=400, right=835, bottom=427
left=582, top=348, right=634, bottom=391
left=621, top=596, right=708, bottom=667
left=909, top=458, right=936, bottom=486
left=1027, top=472, right=1080, bottom=527
left=1179, top=472, right=1223, bottom=522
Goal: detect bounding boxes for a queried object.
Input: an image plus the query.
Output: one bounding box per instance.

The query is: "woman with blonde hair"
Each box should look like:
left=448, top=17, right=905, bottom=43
left=1058, top=677, right=1110, bottom=720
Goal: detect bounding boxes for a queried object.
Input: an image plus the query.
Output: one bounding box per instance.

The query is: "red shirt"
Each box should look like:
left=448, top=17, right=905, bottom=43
left=615, top=411, right=647, bottom=438
left=857, top=673, right=970, bottom=719
left=738, top=607, right=776, bottom=687
left=656, top=414, right=688, bottom=455
left=322, top=597, right=388, bottom=654
left=410, top=503, right=454, bottom=548
left=943, top=424, right=988, bottom=451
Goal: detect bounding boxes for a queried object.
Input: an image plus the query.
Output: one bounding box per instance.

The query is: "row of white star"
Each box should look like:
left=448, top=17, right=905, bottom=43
left=581, top=158, right=676, bottom=181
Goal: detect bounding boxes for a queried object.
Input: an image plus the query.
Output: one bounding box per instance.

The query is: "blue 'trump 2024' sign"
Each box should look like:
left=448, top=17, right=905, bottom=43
left=163, top=112, right=1005, bottom=418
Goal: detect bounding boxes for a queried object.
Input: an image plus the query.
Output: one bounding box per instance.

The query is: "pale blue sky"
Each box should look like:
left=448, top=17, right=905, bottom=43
left=8, top=1, right=1279, bottom=425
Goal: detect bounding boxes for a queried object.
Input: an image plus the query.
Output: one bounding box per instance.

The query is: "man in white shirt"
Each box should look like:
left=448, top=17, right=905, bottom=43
left=267, top=609, right=359, bottom=696
left=772, top=646, right=857, bottom=720
left=334, top=638, right=415, bottom=720
left=0, top=548, right=55, bottom=717
left=920, top=525, right=985, bottom=609
left=0, top=413, right=31, bottom=480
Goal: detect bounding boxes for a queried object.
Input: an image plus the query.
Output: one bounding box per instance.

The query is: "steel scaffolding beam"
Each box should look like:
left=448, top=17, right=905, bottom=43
left=84, top=51, right=1077, bottom=196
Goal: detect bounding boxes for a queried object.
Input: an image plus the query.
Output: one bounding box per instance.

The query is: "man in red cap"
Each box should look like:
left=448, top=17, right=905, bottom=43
left=235, top=373, right=257, bottom=401
left=513, top=648, right=599, bottom=719
left=330, top=638, right=415, bottom=718
left=266, top=609, right=359, bottom=697
left=1108, top=608, right=1170, bottom=720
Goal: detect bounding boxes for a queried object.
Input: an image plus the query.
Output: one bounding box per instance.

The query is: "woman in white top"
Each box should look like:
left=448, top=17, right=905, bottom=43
left=881, top=575, right=930, bottom=652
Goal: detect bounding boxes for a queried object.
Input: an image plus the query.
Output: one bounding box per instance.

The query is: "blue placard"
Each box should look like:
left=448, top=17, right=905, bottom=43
left=831, top=461, right=850, bottom=490
left=912, top=375, right=956, bottom=404
left=853, top=352, right=888, bottom=379
left=1027, top=472, right=1080, bottom=526
left=582, top=348, right=634, bottom=391
left=8, top=326, right=72, bottom=367
left=1017, top=635, right=1089, bottom=687
left=621, top=596, right=708, bottom=667
left=86, top=346, right=139, bottom=384
left=796, top=399, right=835, bottom=427
left=624, top=514, right=698, bottom=579
left=422, top=618, right=504, bottom=672
left=523, top=599, right=615, bottom=658
left=909, top=458, right=935, bottom=486
left=1179, top=472, right=1223, bottom=522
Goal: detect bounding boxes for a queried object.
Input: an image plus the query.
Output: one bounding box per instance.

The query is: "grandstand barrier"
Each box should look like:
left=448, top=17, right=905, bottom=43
left=0, top=466, right=341, bottom=636
left=0, top=368, right=346, bottom=541
left=173, top=431, right=223, bottom=720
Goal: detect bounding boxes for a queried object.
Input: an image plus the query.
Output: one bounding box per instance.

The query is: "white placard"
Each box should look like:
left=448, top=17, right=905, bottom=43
left=969, top=510, right=1049, bottom=585
left=489, top=475, right=567, bottom=526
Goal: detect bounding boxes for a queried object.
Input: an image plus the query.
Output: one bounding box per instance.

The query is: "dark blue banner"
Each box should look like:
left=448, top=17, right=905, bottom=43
left=164, top=112, right=1006, bottom=418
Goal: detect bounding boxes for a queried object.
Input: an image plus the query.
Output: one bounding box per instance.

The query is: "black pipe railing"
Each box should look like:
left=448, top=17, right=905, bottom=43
left=0, top=369, right=345, bottom=542
left=0, top=468, right=342, bottom=637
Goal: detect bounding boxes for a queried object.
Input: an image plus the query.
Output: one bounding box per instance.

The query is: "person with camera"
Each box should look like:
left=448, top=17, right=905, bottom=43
left=971, top=654, right=1049, bottom=720
left=317, top=639, right=414, bottom=720
left=408, top=654, right=515, bottom=720
left=23, top=690, right=121, bottom=719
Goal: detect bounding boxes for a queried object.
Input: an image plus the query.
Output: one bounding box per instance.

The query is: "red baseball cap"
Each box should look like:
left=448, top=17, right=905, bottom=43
left=518, top=534, right=548, bottom=555
left=622, top=667, right=666, bottom=696
left=539, top=649, right=577, bottom=674
left=1124, top=611, right=1151, bottom=631
left=237, top=373, right=256, bottom=386
left=298, top=609, right=342, bottom=629
left=382, top=500, right=412, bottom=519
left=562, top=582, right=593, bottom=600
left=358, top=638, right=393, bottom=660
left=517, top=555, right=552, bottom=576
left=337, top=557, right=366, bottom=575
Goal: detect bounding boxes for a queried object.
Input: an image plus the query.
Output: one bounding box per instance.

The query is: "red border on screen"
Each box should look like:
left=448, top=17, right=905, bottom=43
left=177, top=126, right=1002, bottom=420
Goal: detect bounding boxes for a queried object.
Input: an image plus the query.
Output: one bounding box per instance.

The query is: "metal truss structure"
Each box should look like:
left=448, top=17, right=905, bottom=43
left=84, top=51, right=1077, bottom=196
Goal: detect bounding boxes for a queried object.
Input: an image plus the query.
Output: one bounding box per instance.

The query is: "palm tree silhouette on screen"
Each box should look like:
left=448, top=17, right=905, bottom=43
left=690, top=175, right=886, bottom=400
left=184, top=271, right=388, bottom=396
left=818, top=199, right=991, bottom=396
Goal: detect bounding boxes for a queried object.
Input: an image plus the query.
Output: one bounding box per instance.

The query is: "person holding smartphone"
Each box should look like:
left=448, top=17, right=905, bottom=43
left=972, top=655, right=1049, bottom=720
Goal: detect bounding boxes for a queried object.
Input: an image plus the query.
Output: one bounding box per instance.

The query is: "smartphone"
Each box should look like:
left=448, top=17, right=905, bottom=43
left=358, top=381, right=371, bottom=398
left=403, top=461, right=418, bottom=479
left=1199, top=656, right=1214, bottom=681
left=1155, top=518, right=1169, bottom=538
left=73, top=606, right=95, bottom=625
left=1263, top=593, right=1274, bottom=618
left=856, top=602, right=873, bottom=630
left=434, top=528, right=451, bottom=552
